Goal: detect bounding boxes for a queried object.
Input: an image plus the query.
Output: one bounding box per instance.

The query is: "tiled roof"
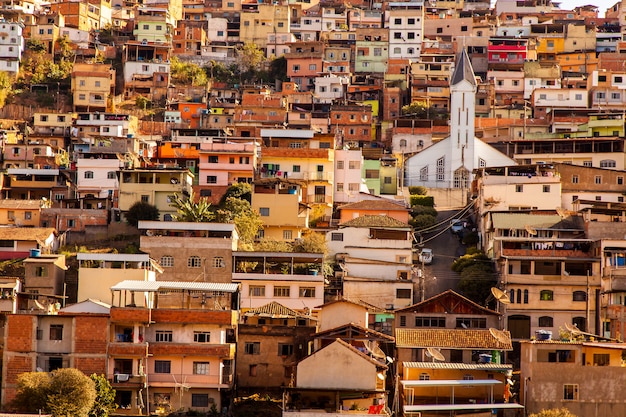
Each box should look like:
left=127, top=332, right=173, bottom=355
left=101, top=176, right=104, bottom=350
left=0, top=200, right=42, bottom=209
left=317, top=297, right=387, bottom=312
left=339, top=200, right=409, bottom=212
left=316, top=322, right=395, bottom=342
left=340, top=215, right=411, bottom=229
left=0, top=227, right=56, bottom=242
left=332, top=338, right=388, bottom=369
left=394, top=289, right=500, bottom=315
left=402, top=362, right=512, bottom=370
left=395, top=329, right=512, bottom=350
left=245, top=301, right=305, bottom=318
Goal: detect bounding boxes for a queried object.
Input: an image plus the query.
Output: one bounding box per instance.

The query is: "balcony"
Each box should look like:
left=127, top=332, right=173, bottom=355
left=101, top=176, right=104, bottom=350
left=501, top=248, right=592, bottom=258
left=148, top=372, right=232, bottom=387
left=604, top=267, right=626, bottom=291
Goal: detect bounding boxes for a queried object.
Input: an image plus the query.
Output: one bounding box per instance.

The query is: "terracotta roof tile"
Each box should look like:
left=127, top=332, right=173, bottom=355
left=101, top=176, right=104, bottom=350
left=340, top=215, right=411, bottom=229
left=339, top=200, right=409, bottom=212
left=244, top=301, right=306, bottom=318
left=0, top=200, right=42, bottom=209
left=315, top=322, right=395, bottom=342
left=395, top=328, right=512, bottom=350
left=402, top=362, right=513, bottom=370
left=0, top=227, right=56, bottom=242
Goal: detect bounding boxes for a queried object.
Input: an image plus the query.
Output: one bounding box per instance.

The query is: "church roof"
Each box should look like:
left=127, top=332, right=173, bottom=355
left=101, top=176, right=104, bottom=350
left=450, top=49, right=476, bottom=87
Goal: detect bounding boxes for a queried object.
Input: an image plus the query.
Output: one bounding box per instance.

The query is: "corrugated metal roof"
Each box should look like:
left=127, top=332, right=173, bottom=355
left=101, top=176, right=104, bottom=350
left=245, top=301, right=305, bottom=318
left=402, top=362, right=513, bottom=370
left=491, top=212, right=584, bottom=230
left=7, top=168, right=60, bottom=175
left=396, top=329, right=512, bottom=350
left=138, top=221, right=235, bottom=231
left=110, top=280, right=239, bottom=292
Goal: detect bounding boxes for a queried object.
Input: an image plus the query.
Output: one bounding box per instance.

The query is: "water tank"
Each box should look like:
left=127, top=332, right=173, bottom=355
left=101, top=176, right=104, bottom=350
left=535, top=330, right=552, bottom=341
left=30, top=249, right=41, bottom=257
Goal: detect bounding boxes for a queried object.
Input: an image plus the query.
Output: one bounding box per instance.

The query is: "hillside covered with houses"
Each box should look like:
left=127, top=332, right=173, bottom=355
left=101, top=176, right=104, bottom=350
left=0, top=0, right=625, bottom=416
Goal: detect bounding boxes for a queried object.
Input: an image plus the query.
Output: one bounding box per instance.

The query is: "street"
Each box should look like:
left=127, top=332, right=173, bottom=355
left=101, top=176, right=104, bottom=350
left=414, top=209, right=468, bottom=302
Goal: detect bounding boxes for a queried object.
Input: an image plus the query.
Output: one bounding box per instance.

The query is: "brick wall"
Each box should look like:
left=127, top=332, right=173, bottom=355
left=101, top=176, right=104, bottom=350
left=74, top=316, right=109, bottom=354
left=74, top=357, right=107, bottom=376
left=5, top=316, right=34, bottom=353
left=151, top=309, right=233, bottom=325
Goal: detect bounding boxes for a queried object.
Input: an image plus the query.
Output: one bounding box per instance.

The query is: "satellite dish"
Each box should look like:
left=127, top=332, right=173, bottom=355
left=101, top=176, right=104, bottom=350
left=386, top=356, right=394, bottom=364
left=564, top=322, right=581, bottom=334
left=461, top=322, right=468, bottom=329
left=491, top=287, right=511, bottom=304
left=377, top=372, right=385, bottom=380
left=426, top=347, right=445, bottom=361
left=36, top=367, right=44, bottom=372
left=524, top=225, right=537, bottom=236
left=489, top=328, right=511, bottom=344
left=34, top=300, right=45, bottom=310
left=556, top=207, right=567, bottom=218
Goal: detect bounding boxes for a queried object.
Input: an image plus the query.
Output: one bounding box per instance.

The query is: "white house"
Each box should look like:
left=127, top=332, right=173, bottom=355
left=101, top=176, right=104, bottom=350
left=76, top=157, right=121, bottom=199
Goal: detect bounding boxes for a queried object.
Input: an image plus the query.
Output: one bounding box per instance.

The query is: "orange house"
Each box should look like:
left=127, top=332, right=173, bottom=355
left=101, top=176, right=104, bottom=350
left=171, top=102, right=208, bottom=129
left=285, top=41, right=325, bottom=91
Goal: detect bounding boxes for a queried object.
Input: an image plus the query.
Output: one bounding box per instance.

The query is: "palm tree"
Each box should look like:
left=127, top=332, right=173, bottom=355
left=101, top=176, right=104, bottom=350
left=169, top=191, right=215, bottom=222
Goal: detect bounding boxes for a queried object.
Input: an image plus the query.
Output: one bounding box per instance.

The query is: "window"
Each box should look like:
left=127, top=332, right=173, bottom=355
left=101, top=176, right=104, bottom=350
left=245, top=342, right=260, bottom=354
left=394, top=18, right=401, bottom=24
left=107, top=171, right=116, bottom=179
left=194, top=332, right=211, bottom=343
left=283, top=230, right=293, bottom=240
left=538, top=316, right=553, bottom=327
left=593, top=353, right=610, bottom=366
left=563, top=384, right=578, bottom=400
left=348, top=160, right=360, bottom=169
left=415, top=317, right=446, bottom=327
left=193, top=362, right=210, bottom=375
left=348, top=183, right=359, bottom=192
left=212, top=257, right=225, bottom=268
left=540, top=290, right=553, bottom=301
left=600, top=159, right=616, bottom=168
left=419, top=373, right=430, bottom=380
left=154, top=360, right=171, bottom=373
left=299, top=287, right=315, bottom=298
left=420, top=167, right=428, bottom=182
left=186, top=256, right=201, bottom=268
left=543, top=185, right=550, bottom=193
left=141, top=195, right=149, bottom=203
left=24, top=211, right=32, bottom=220
left=396, top=289, right=411, bottom=299
left=35, top=266, right=47, bottom=277
left=595, top=175, right=602, bottom=184
left=572, top=175, right=579, bottom=184
left=191, top=394, right=210, bottom=407
left=206, top=175, right=217, bottom=184
left=618, top=177, right=624, bottom=185
left=249, top=364, right=257, bottom=376
left=399, top=315, right=406, bottom=326
left=331, top=233, right=343, bottom=241
left=573, top=291, right=587, bottom=301
left=259, top=207, right=270, bottom=216
left=50, top=324, right=63, bottom=340
left=278, top=344, right=294, bottom=356
left=208, top=155, right=218, bottom=163
left=516, top=185, right=523, bottom=193
left=309, top=64, right=316, bottom=70
left=84, top=171, right=94, bottom=179
left=67, top=219, right=75, bottom=227
left=436, top=157, right=445, bottom=181
left=408, top=18, right=415, bottom=24
left=155, top=330, right=173, bottom=342
left=456, top=318, right=487, bottom=329
left=336, top=183, right=344, bottom=192
left=274, top=286, right=290, bottom=297
left=249, top=286, right=265, bottom=297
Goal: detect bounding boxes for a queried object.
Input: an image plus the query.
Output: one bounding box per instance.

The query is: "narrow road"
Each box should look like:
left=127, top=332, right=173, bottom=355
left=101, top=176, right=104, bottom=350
left=414, top=209, right=468, bottom=302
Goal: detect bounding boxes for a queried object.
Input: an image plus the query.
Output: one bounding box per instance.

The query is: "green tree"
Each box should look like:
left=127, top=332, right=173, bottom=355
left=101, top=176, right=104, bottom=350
left=13, top=369, right=97, bottom=417
left=293, top=231, right=327, bottom=254
left=236, top=42, right=266, bottom=80
left=530, top=409, right=578, bottom=417
left=401, top=101, right=429, bottom=118
left=89, top=374, right=117, bottom=417
left=410, top=214, right=437, bottom=229
left=47, top=368, right=97, bottom=417
left=221, top=182, right=252, bottom=204
left=216, top=197, right=262, bottom=250
left=170, top=57, right=208, bottom=86
left=170, top=191, right=215, bottom=222
left=0, top=71, right=14, bottom=107
left=12, top=371, right=51, bottom=412
left=125, top=201, right=160, bottom=227
left=453, top=251, right=497, bottom=305
left=254, top=238, right=293, bottom=252
left=27, top=38, right=47, bottom=53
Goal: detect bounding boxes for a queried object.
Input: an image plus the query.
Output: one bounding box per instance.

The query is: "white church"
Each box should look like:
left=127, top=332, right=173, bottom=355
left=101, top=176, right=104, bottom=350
left=404, top=49, right=515, bottom=197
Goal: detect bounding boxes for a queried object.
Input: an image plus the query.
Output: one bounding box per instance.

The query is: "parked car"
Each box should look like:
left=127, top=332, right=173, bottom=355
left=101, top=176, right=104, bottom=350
left=418, top=248, right=433, bottom=265
left=450, top=219, right=464, bottom=234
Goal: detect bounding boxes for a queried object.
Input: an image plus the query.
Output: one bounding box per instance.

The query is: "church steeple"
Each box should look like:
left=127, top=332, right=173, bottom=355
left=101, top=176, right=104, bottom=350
left=450, top=48, right=476, bottom=88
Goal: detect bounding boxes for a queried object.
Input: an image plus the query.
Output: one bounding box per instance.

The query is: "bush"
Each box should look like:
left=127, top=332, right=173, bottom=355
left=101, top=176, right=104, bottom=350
left=410, top=195, right=435, bottom=207
left=409, top=214, right=437, bottom=229
left=411, top=206, right=438, bottom=217
left=408, top=186, right=427, bottom=195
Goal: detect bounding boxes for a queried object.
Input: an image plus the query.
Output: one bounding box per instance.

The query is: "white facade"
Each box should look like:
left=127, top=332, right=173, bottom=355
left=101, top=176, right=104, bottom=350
left=314, top=74, right=348, bottom=103
left=532, top=88, right=588, bottom=109
left=0, top=21, right=24, bottom=75
left=233, top=274, right=324, bottom=312
left=524, top=76, right=562, bottom=100
left=123, top=60, right=170, bottom=83
left=60, top=27, right=91, bottom=49
left=76, top=157, right=121, bottom=199
left=267, top=32, right=294, bottom=58
left=207, top=16, right=228, bottom=43
left=386, top=2, right=424, bottom=59
left=334, top=150, right=366, bottom=204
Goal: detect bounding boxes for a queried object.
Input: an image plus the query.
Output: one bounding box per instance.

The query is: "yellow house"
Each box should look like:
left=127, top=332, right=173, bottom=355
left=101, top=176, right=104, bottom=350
left=71, top=63, right=115, bottom=112
left=240, top=4, right=290, bottom=50
left=259, top=146, right=334, bottom=223
left=0, top=200, right=42, bottom=227
left=251, top=179, right=309, bottom=241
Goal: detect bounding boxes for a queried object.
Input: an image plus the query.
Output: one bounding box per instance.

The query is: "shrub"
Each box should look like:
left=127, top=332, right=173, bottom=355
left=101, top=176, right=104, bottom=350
left=410, top=195, right=435, bottom=207
left=411, top=206, right=438, bottom=217
left=408, top=186, right=427, bottom=195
